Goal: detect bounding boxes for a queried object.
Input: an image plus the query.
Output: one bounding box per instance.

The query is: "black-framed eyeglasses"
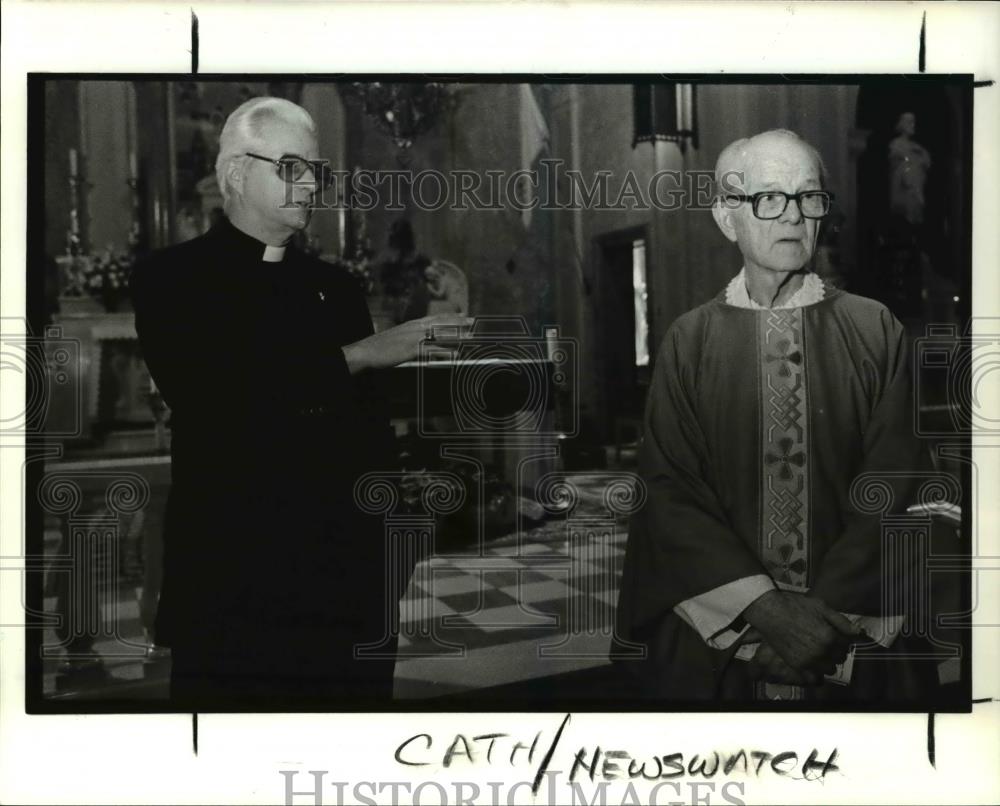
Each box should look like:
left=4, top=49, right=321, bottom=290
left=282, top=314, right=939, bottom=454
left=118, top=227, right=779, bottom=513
left=244, top=152, right=333, bottom=188
left=724, top=190, right=834, bottom=220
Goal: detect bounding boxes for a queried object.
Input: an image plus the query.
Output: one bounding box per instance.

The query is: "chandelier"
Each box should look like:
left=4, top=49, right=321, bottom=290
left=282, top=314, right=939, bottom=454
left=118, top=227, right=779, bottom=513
left=339, top=82, right=458, bottom=150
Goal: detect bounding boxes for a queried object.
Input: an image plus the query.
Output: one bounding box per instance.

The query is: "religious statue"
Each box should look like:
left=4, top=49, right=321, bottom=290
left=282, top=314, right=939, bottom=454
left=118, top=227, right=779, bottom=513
left=425, top=259, right=469, bottom=315
left=888, top=111, right=932, bottom=227
left=377, top=219, right=470, bottom=324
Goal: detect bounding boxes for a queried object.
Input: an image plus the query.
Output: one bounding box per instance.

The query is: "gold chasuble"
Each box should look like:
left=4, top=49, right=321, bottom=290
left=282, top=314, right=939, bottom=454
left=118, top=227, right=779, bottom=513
left=615, top=273, right=937, bottom=703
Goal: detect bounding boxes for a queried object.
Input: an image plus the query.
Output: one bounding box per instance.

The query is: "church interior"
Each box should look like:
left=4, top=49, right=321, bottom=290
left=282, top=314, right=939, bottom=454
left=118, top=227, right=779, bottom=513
left=31, top=78, right=970, bottom=705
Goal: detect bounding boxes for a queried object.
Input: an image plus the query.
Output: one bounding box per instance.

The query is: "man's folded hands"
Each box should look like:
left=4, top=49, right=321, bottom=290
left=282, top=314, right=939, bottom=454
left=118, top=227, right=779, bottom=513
left=740, top=589, right=867, bottom=686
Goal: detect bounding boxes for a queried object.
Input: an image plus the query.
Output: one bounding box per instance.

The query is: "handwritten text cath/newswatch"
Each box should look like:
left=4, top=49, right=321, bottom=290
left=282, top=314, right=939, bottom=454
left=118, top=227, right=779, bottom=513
left=393, top=714, right=840, bottom=787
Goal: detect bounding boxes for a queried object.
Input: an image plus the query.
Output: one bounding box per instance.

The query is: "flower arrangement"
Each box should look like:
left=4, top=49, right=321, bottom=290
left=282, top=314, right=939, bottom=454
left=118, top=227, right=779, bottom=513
left=85, top=248, right=133, bottom=297
left=60, top=245, right=136, bottom=312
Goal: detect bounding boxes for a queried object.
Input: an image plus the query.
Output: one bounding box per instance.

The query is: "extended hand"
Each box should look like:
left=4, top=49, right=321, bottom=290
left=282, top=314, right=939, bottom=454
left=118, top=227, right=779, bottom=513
left=742, top=590, right=863, bottom=679
left=343, top=314, right=474, bottom=373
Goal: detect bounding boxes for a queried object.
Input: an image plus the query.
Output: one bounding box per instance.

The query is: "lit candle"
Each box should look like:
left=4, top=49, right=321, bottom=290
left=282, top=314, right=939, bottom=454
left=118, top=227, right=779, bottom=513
left=69, top=148, right=77, bottom=176
left=338, top=206, right=346, bottom=255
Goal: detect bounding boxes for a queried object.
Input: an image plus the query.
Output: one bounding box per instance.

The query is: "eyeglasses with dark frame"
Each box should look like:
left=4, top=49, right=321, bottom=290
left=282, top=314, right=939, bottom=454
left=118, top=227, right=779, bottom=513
left=244, top=152, right=334, bottom=189
left=724, top=190, right=835, bottom=220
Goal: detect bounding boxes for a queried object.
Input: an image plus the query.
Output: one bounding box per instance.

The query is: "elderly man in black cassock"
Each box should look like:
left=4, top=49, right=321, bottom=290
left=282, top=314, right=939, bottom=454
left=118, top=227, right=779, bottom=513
left=131, top=97, right=468, bottom=707
left=615, top=129, right=945, bottom=703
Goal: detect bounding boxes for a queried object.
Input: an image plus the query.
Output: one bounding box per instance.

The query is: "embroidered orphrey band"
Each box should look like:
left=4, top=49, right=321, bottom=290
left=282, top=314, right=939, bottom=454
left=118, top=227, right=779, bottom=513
left=757, top=308, right=810, bottom=700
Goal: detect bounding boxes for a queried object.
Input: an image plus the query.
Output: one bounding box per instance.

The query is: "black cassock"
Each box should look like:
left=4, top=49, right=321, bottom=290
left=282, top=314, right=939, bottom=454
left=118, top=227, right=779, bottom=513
left=131, top=218, right=402, bottom=707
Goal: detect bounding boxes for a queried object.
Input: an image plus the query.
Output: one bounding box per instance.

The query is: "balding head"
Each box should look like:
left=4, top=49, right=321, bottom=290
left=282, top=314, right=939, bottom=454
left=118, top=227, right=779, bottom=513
left=715, top=129, right=826, bottom=197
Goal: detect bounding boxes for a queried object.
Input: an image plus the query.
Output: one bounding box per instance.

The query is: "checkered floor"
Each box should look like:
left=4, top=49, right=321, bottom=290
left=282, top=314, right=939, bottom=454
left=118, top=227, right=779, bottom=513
left=41, top=591, right=167, bottom=699
left=394, top=530, right=628, bottom=698
left=39, top=472, right=633, bottom=701
left=40, top=514, right=170, bottom=699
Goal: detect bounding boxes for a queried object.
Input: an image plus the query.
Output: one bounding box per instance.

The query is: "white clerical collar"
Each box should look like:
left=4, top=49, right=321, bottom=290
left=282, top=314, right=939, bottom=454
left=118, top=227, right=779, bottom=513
left=262, top=244, right=286, bottom=263
left=725, top=267, right=825, bottom=310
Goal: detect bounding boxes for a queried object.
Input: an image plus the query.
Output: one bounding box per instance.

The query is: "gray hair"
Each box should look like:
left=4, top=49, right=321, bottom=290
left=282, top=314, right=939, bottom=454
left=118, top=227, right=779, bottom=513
left=714, top=129, right=827, bottom=197
left=215, top=97, right=317, bottom=204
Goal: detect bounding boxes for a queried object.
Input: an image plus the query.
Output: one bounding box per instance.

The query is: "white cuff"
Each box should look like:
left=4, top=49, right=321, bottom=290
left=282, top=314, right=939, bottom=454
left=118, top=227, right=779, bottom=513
left=674, top=575, right=776, bottom=649
left=772, top=581, right=908, bottom=649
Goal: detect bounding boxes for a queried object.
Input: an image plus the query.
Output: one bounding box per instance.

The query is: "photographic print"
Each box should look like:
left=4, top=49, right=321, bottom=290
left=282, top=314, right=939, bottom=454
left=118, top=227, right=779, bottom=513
left=23, top=74, right=973, bottom=715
